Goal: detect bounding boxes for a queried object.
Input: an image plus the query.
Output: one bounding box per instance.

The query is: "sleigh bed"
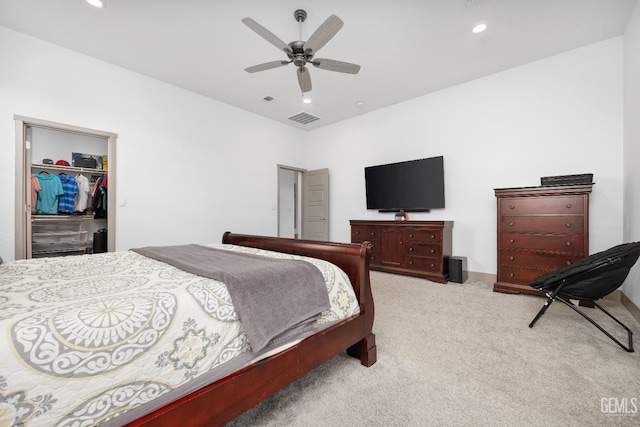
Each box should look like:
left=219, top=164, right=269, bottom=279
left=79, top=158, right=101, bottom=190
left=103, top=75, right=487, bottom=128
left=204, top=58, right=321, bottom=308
left=0, top=232, right=376, bottom=426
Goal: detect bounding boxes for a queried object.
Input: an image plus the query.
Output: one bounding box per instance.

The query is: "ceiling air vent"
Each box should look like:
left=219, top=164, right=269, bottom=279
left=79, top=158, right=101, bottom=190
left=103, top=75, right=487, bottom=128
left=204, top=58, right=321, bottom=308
left=288, top=112, right=320, bottom=125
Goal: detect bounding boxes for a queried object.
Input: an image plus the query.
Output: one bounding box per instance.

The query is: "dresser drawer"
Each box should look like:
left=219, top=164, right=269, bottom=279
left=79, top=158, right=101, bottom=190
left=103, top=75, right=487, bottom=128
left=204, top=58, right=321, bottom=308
left=405, top=243, right=442, bottom=259
left=498, top=266, right=552, bottom=286
left=499, top=250, right=582, bottom=270
left=405, top=229, right=442, bottom=243
left=499, top=233, right=585, bottom=253
left=351, top=226, right=381, bottom=244
left=500, top=196, right=584, bottom=215
left=351, top=226, right=381, bottom=264
left=404, top=256, right=442, bottom=273
left=500, top=216, right=584, bottom=234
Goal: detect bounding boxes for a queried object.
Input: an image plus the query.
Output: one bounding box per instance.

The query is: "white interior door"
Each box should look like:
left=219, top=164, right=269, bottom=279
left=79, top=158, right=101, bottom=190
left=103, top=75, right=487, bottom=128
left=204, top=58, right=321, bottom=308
left=302, top=168, right=329, bottom=241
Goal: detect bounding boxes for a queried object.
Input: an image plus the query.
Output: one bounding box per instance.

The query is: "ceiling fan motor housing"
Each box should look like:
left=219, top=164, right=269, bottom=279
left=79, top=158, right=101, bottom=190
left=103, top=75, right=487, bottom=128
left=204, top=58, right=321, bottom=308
left=288, top=40, right=313, bottom=67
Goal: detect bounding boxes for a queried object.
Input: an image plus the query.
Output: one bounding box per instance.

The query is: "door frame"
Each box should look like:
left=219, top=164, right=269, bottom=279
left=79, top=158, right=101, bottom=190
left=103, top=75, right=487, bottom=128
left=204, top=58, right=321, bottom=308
left=14, top=115, right=117, bottom=259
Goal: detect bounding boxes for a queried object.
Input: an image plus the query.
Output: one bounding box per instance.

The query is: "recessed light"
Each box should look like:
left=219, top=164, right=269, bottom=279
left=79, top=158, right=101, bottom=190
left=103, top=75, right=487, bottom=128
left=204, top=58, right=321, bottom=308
left=303, top=98, right=312, bottom=104
left=472, top=23, right=487, bottom=34
left=85, top=0, right=106, bottom=8
left=356, top=101, right=365, bottom=107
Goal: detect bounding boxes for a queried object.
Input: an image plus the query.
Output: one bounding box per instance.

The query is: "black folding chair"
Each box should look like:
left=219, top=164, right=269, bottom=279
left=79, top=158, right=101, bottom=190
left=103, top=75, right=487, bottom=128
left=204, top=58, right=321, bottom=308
left=528, top=242, right=640, bottom=352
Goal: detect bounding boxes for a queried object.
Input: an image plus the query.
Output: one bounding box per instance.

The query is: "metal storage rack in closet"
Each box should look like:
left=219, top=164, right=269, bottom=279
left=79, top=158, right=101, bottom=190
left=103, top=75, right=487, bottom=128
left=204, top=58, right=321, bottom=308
left=14, top=116, right=117, bottom=259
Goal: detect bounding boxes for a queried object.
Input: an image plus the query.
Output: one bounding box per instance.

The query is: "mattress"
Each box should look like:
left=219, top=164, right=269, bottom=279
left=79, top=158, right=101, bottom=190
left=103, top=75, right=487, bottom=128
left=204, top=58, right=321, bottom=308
left=0, top=243, right=360, bottom=426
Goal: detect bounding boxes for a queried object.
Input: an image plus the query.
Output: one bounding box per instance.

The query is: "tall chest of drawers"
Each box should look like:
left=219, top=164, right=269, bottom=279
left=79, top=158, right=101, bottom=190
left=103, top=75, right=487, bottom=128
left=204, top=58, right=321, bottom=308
left=350, top=220, right=453, bottom=283
left=493, top=184, right=594, bottom=295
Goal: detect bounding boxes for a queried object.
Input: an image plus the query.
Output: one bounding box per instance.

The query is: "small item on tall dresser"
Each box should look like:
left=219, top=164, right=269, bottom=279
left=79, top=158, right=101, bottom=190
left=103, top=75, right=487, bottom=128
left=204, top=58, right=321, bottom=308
left=540, top=173, right=593, bottom=186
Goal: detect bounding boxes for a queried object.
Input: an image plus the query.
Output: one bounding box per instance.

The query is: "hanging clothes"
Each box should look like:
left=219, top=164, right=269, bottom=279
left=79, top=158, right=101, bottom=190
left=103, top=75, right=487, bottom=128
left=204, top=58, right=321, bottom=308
left=31, top=174, right=41, bottom=214
left=36, top=172, right=63, bottom=214
left=74, top=174, right=91, bottom=213
left=91, top=175, right=107, bottom=219
left=57, top=173, right=78, bottom=214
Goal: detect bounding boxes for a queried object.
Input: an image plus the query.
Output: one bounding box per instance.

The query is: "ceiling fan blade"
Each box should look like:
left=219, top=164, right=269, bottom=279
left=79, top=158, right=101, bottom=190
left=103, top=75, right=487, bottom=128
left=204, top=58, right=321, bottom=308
left=297, top=67, right=312, bottom=93
left=244, top=60, right=290, bottom=73
left=304, top=14, right=343, bottom=55
left=312, top=58, right=361, bottom=74
left=242, top=17, right=292, bottom=54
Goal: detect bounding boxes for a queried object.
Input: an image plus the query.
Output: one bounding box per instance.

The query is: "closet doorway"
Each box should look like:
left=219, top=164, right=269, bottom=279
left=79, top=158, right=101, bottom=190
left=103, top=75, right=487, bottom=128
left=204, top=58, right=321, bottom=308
left=277, top=165, right=329, bottom=241
left=14, top=116, right=117, bottom=259
left=278, top=165, right=302, bottom=239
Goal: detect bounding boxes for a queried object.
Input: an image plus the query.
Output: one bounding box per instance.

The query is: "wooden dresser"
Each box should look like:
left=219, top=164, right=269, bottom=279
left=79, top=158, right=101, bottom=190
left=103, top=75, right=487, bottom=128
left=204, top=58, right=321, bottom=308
left=350, top=220, right=453, bottom=283
left=493, top=183, right=594, bottom=295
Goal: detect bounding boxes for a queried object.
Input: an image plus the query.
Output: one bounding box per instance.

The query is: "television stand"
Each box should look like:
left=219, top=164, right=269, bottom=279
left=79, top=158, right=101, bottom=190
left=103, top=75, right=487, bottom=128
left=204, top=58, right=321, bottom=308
left=350, top=220, right=453, bottom=283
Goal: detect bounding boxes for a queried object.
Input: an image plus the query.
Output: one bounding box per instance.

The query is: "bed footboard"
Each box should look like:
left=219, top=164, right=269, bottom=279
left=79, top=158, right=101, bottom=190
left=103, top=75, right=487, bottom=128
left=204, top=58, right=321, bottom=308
left=128, top=232, right=376, bottom=427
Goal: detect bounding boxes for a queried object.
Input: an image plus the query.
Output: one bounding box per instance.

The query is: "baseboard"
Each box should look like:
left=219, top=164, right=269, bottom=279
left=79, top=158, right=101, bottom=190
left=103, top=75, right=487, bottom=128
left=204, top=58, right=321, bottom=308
left=466, top=271, right=496, bottom=284
left=621, top=292, right=640, bottom=324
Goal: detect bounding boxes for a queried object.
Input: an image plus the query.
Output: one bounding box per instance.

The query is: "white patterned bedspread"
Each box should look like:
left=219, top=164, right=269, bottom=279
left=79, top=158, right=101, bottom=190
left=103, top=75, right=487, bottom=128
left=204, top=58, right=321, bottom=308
left=0, top=244, right=359, bottom=426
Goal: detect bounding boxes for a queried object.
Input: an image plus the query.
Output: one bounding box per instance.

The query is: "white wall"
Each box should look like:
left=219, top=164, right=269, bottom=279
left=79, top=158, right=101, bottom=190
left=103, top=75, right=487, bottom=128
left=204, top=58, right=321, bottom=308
left=0, top=26, right=308, bottom=262
left=307, top=38, right=625, bottom=276
left=623, top=2, right=640, bottom=305
left=0, top=25, right=628, bottom=280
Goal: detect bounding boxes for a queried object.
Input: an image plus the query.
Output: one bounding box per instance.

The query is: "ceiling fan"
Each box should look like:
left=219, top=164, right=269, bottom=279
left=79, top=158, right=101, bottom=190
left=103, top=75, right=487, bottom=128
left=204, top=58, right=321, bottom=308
left=242, top=9, right=361, bottom=93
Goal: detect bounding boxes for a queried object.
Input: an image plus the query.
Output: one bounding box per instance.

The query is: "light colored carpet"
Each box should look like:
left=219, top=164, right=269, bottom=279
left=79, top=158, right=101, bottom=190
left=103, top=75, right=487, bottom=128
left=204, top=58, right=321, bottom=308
left=226, top=271, right=640, bottom=426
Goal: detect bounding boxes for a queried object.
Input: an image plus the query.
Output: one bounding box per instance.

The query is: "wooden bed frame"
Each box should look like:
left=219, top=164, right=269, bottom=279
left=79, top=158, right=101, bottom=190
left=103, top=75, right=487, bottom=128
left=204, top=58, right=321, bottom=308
left=126, top=232, right=377, bottom=427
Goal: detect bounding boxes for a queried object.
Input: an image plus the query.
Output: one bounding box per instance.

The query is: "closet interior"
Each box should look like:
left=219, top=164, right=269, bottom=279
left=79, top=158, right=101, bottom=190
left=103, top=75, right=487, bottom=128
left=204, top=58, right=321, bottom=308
left=14, top=116, right=117, bottom=259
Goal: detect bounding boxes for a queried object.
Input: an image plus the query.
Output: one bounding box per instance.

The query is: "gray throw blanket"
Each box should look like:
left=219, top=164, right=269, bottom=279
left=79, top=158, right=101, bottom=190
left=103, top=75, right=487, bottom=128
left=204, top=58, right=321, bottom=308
left=132, top=244, right=330, bottom=352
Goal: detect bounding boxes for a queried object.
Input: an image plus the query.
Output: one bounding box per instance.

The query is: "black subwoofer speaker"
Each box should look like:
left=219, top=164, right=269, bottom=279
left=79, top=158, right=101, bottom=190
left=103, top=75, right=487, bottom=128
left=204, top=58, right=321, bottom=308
left=448, top=256, right=468, bottom=283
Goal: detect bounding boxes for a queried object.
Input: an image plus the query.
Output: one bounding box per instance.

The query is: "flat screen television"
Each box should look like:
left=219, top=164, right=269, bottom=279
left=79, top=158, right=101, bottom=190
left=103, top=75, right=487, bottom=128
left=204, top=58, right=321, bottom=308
left=364, top=156, right=445, bottom=212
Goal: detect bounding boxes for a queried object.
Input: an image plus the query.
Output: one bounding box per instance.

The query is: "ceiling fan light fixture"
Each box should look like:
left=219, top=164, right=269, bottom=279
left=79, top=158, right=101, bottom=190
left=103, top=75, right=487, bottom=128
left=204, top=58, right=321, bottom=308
left=84, top=0, right=106, bottom=8
left=472, top=22, right=488, bottom=34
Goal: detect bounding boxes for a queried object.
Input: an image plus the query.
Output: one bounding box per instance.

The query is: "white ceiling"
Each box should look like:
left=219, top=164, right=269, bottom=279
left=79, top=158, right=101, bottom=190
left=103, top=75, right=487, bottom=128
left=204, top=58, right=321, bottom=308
left=0, top=0, right=636, bottom=131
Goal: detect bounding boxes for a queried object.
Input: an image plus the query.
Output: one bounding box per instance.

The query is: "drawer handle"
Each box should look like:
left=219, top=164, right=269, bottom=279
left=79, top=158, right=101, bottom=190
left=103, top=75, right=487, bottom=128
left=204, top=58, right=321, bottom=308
left=399, top=241, right=403, bottom=245
left=408, top=247, right=413, bottom=252
left=409, top=233, right=413, bottom=238
left=566, top=260, right=572, bottom=265
left=371, top=232, right=376, bottom=236
left=430, top=234, right=435, bottom=239
left=509, top=205, right=515, bottom=210
left=566, top=241, right=572, bottom=247
left=509, top=239, right=515, bottom=244
left=371, top=244, right=375, bottom=248
left=430, top=249, right=435, bottom=254
left=509, top=256, right=514, bottom=261
left=509, top=222, right=515, bottom=227
left=565, top=222, right=572, bottom=228
left=409, top=261, right=414, bottom=265
left=430, top=263, right=435, bottom=268
left=355, top=231, right=360, bottom=235
left=509, top=272, right=514, bottom=278
left=566, top=204, right=572, bottom=209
